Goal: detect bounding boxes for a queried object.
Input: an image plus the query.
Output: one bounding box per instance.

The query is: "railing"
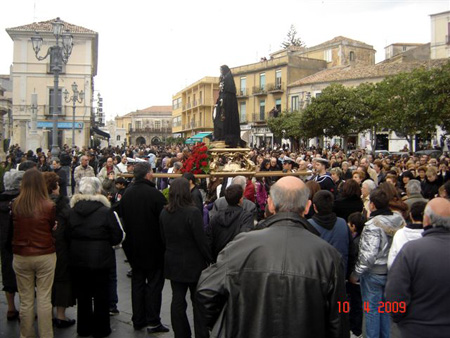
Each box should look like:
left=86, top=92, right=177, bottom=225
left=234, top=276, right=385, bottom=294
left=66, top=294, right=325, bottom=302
left=252, top=112, right=266, bottom=122
left=129, top=127, right=172, bottom=133
left=252, top=86, right=267, bottom=95
left=267, top=82, right=284, bottom=92
left=44, top=104, right=68, bottom=116
left=237, top=88, right=248, bottom=97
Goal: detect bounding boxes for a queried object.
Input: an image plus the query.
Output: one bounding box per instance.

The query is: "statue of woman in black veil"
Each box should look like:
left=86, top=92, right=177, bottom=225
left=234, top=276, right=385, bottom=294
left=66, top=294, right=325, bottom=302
left=213, top=65, right=246, bottom=148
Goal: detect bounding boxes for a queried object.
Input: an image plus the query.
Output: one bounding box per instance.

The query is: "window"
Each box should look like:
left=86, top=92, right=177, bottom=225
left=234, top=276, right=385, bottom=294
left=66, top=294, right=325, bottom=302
left=128, top=123, right=131, bottom=132
left=240, top=102, right=246, bottom=123
left=49, top=89, right=62, bottom=114
left=260, top=73, right=266, bottom=90
left=240, top=77, right=246, bottom=95
left=155, top=121, right=161, bottom=130
left=135, top=121, right=141, bottom=130
left=199, top=91, right=203, bottom=104
left=324, top=49, right=332, bottom=62
left=291, top=96, right=299, bottom=111
left=259, top=100, right=265, bottom=120
left=349, top=51, right=355, bottom=61
left=275, top=98, right=281, bottom=112
left=275, top=70, right=282, bottom=88
left=117, top=135, right=121, bottom=141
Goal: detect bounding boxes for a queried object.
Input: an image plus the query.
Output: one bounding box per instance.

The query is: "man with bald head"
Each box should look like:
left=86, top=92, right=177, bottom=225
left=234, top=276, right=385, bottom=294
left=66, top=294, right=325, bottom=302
left=386, top=197, right=450, bottom=338
left=197, top=176, right=348, bottom=338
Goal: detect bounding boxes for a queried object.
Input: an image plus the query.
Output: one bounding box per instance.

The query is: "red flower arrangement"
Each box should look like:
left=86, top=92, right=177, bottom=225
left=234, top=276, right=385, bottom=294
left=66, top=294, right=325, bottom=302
left=181, top=142, right=211, bottom=174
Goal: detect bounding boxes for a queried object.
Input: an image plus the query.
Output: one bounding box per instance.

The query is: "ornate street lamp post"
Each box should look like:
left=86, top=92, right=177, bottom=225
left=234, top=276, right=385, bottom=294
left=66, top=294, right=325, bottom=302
left=31, top=17, right=73, bottom=159
left=64, top=82, right=84, bottom=149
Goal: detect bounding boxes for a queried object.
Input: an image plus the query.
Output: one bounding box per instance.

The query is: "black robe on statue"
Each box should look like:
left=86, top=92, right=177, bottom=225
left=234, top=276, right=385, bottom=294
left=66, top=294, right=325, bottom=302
left=213, top=66, right=245, bottom=148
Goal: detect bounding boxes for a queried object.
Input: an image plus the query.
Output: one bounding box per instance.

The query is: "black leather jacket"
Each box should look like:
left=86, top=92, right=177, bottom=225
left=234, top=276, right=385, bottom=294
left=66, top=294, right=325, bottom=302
left=197, top=212, right=349, bottom=338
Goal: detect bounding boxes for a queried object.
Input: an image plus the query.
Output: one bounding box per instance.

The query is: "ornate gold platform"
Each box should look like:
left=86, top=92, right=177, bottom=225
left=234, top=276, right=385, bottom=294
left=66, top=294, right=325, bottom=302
left=208, top=144, right=256, bottom=173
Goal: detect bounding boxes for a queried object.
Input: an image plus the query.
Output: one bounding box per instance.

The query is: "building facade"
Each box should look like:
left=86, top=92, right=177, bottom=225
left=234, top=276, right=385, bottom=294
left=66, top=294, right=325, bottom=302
left=0, top=77, right=12, bottom=158
left=115, top=106, right=172, bottom=146
left=172, top=77, right=219, bottom=139
left=6, top=18, right=98, bottom=151
left=288, top=59, right=448, bottom=151
left=231, top=55, right=326, bottom=147
left=430, top=10, right=450, bottom=59
left=280, top=36, right=376, bottom=68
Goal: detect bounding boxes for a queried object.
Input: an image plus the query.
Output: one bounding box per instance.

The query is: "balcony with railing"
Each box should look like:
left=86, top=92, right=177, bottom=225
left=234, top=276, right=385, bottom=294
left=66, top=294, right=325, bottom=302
left=182, top=98, right=214, bottom=111
left=128, top=127, right=172, bottom=134
left=252, top=86, right=267, bottom=96
left=44, top=105, right=69, bottom=117
left=252, top=112, right=267, bottom=124
left=267, top=82, right=284, bottom=93
left=236, top=88, right=249, bottom=97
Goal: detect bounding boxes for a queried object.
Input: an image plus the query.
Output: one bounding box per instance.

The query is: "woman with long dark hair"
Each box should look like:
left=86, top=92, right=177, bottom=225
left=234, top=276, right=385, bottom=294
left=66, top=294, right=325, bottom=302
left=160, top=178, right=212, bottom=338
left=11, top=169, right=56, bottom=338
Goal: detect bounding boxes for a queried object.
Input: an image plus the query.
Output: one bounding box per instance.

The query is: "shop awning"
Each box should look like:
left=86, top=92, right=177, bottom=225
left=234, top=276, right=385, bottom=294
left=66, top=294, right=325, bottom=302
left=91, top=127, right=110, bottom=139
left=185, top=132, right=212, bottom=144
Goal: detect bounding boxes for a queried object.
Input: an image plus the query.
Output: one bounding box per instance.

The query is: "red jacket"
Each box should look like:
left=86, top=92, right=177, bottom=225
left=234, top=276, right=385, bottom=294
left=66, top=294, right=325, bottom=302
left=244, top=179, right=255, bottom=202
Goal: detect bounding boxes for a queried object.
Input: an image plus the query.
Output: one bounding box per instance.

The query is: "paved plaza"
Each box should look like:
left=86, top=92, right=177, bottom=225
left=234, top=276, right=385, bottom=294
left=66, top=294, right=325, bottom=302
left=0, top=248, right=185, bottom=338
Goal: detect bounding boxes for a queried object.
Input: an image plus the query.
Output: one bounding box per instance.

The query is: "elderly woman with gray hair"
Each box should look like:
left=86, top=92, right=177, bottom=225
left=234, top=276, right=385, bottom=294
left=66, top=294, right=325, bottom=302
left=68, top=177, right=124, bottom=338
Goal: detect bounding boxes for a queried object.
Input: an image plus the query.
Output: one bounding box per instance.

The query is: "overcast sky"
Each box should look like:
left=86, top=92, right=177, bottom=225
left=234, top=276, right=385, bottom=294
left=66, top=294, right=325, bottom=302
left=0, top=0, right=449, bottom=120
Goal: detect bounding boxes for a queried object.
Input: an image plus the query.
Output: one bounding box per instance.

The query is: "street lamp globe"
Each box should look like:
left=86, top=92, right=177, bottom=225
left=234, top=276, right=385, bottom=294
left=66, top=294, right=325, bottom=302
left=51, top=17, right=64, bottom=36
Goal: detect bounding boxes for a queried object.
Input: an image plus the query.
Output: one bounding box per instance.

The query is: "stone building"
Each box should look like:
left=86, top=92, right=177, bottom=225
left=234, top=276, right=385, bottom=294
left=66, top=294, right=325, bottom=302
left=115, top=106, right=172, bottom=146
left=272, top=36, right=376, bottom=68
left=288, top=59, right=448, bottom=151
left=172, top=77, right=218, bottom=140
left=430, top=10, right=450, bottom=59
left=0, top=77, right=12, bottom=158
left=6, top=18, right=98, bottom=151
left=230, top=55, right=326, bottom=147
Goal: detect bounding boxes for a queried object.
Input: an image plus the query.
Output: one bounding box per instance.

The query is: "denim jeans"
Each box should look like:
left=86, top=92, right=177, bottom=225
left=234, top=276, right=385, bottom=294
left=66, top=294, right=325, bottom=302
left=360, top=272, right=390, bottom=338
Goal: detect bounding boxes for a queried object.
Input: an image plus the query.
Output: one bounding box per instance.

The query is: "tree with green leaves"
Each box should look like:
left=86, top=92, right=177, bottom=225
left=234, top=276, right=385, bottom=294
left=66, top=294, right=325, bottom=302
left=281, top=25, right=305, bottom=49
left=300, top=84, right=367, bottom=151
left=427, top=61, right=450, bottom=134
left=379, top=66, right=440, bottom=151
left=268, top=110, right=306, bottom=150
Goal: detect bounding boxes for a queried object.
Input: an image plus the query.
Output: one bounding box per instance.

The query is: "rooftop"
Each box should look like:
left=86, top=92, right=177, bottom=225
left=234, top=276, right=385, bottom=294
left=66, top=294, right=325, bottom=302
left=307, top=36, right=374, bottom=50
left=289, top=59, right=449, bottom=87
left=6, top=17, right=96, bottom=35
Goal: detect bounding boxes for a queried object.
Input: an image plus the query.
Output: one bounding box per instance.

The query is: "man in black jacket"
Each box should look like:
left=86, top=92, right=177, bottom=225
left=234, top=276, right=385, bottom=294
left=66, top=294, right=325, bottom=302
left=208, top=184, right=253, bottom=262
left=197, top=176, right=348, bottom=338
left=119, top=162, right=169, bottom=334
left=386, top=197, right=450, bottom=338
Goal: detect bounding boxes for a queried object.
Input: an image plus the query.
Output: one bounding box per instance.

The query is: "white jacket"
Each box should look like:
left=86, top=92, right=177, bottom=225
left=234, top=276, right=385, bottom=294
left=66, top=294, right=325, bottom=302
left=387, top=226, right=423, bottom=269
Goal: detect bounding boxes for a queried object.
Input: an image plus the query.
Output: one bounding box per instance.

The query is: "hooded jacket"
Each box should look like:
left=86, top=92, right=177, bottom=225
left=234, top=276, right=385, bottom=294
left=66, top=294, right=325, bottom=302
left=387, top=224, right=423, bottom=269
left=354, top=209, right=405, bottom=276
left=68, top=194, right=123, bottom=270
left=308, top=213, right=351, bottom=273
left=208, top=205, right=253, bottom=261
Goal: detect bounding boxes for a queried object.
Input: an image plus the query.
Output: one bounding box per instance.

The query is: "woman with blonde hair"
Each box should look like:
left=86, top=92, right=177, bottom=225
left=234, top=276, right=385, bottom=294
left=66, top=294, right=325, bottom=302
left=11, top=168, right=56, bottom=338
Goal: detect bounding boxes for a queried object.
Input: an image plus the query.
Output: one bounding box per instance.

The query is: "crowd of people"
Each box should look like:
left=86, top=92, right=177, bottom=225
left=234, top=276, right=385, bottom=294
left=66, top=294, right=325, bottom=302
left=0, top=141, right=449, bottom=338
